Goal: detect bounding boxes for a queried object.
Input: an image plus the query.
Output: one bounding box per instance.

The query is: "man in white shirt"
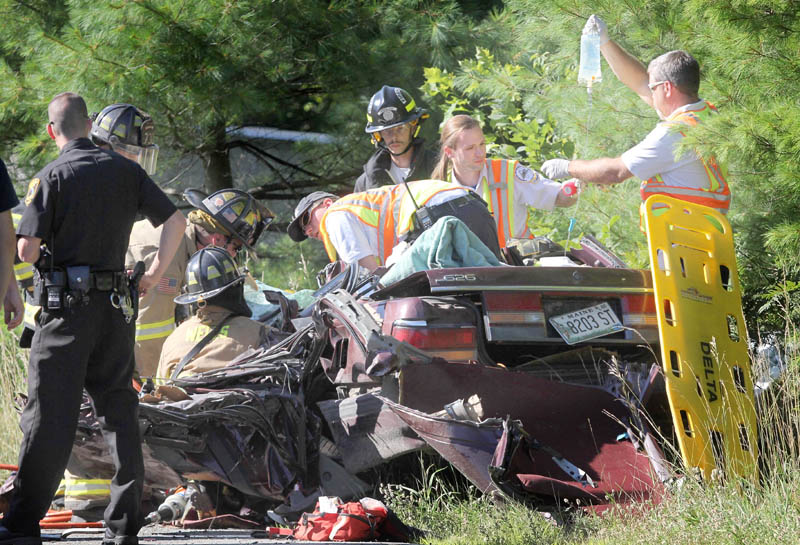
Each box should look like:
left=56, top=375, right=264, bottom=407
left=541, top=15, right=730, bottom=214
left=287, top=181, right=500, bottom=272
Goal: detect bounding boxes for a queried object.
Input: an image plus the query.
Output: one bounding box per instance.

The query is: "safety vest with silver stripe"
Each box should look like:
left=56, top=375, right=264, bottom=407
left=319, top=180, right=463, bottom=264
left=449, top=158, right=529, bottom=249
left=640, top=101, right=730, bottom=212
left=480, top=159, right=527, bottom=249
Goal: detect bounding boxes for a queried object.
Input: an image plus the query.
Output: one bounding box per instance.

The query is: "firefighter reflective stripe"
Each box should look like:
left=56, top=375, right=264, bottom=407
left=135, top=317, right=175, bottom=341
left=640, top=101, right=730, bottom=212
left=57, top=476, right=112, bottom=503
left=320, top=181, right=463, bottom=264
left=14, top=261, right=33, bottom=282
left=644, top=194, right=757, bottom=482
left=23, top=302, right=39, bottom=329
left=12, top=211, right=35, bottom=287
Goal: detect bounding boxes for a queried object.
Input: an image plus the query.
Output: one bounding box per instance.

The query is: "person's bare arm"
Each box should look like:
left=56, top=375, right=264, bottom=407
left=138, top=211, right=186, bottom=296
left=357, top=255, right=380, bottom=273
left=4, top=281, right=23, bottom=329
left=568, top=157, right=633, bottom=185
left=0, top=210, right=22, bottom=327
left=600, top=40, right=652, bottom=106
left=0, top=211, right=13, bottom=295
left=17, top=235, right=41, bottom=264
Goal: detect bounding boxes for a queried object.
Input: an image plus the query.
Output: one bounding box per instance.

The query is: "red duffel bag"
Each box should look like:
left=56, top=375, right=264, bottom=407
left=292, top=496, right=388, bottom=541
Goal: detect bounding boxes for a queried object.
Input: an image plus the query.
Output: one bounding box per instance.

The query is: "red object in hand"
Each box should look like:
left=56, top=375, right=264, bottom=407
left=561, top=180, right=580, bottom=196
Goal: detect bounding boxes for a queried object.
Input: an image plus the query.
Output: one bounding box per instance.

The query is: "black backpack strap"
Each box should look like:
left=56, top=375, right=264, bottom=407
left=170, top=313, right=233, bottom=381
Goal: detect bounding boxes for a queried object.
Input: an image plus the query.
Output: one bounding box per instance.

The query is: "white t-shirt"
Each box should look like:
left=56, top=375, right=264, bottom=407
left=388, top=162, right=412, bottom=183
left=452, top=161, right=561, bottom=238
left=324, top=187, right=469, bottom=264
left=621, top=101, right=710, bottom=190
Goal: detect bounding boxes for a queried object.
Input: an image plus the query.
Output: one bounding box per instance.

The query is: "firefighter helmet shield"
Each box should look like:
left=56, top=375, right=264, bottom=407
left=174, top=247, right=244, bottom=305
left=184, top=188, right=274, bottom=250
left=365, top=85, right=428, bottom=137
left=90, top=103, right=159, bottom=174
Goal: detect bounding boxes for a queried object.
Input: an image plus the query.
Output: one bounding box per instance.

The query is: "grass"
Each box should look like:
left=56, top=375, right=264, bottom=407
left=0, top=326, right=27, bottom=466
left=2, top=281, right=799, bottom=544
left=380, top=343, right=800, bottom=545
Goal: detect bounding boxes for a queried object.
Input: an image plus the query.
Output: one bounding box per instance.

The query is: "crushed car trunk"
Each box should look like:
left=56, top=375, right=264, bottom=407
left=387, top=361, right=667, bottom=509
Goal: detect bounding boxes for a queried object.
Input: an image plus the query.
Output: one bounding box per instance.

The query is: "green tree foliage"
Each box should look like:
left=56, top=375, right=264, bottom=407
left=426, top=0, right=800, bottom=329
left=0, top=0, right=495, bottom=194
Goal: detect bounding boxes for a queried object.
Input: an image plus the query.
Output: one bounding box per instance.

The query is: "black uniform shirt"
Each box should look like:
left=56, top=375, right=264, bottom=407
left=0, top=158, right=20, bottom=212
left=17, top=138, right=176, bottom=270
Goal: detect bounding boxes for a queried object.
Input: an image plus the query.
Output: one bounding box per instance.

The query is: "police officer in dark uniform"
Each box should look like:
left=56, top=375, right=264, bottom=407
left=0, top=92, right=186, bottom=545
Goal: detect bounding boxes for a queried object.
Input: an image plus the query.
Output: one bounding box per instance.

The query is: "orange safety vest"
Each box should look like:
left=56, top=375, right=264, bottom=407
left=639, top=101, right=730, bottom=212
left=319, top=180, right=463, bottom=264
left=450, top=158, right=531, bottom=249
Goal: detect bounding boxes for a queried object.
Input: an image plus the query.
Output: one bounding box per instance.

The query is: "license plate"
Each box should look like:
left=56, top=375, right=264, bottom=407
left=549, top=302, right=623, bottom=345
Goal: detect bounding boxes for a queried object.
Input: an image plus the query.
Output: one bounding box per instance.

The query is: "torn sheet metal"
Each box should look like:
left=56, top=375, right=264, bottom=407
left=140, top=387, right=319, bottom=501
left=380, top=397, right=504, bottom=494
left=395, top=362, right=665, bottom=508
left=318, top=393, right=425, bottom=474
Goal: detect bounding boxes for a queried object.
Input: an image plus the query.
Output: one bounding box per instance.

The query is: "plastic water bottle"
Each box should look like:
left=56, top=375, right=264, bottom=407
left=578, top=22, right=602, bottom=86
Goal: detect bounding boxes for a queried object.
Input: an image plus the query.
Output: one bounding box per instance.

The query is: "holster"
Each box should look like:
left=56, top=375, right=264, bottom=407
left=33, top=269, right=66, bottom=310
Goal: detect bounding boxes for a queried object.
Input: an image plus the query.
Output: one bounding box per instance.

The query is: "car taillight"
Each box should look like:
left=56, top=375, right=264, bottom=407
left=391, top=321, right=477, bottom=362
left=392, top=325, right=476, bottom=348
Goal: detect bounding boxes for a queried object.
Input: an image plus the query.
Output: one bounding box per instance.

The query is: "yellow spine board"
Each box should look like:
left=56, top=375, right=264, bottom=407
left=643, top=195, right=758, bottom=481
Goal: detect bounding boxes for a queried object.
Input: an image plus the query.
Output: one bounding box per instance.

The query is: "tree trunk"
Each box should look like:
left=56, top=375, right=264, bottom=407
left=203, top=121, right=233, bottom=193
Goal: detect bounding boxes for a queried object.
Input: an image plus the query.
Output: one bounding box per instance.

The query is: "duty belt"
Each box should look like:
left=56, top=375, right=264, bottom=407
left=34, top=267, right=135, bottom=321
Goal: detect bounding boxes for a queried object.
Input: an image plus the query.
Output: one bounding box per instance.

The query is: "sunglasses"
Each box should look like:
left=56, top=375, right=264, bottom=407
left=300, top=206, right=314, bottom=231
left=648, top=80, right=668, bottom=91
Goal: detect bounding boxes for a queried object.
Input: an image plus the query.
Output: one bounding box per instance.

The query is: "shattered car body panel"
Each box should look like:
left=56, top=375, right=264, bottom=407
left=392, top=362, right=665, bottom=508
left=318, top=393, right=426, bottom=474
left=139, top=386, right=318, bottom=502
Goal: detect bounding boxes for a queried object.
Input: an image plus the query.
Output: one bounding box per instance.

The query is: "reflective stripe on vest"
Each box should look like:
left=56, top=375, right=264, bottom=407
left=477, top=158, right=530, bottom=249
left=319, top=181, right=463, bottom=264
left=135, top=317, right=176, bottom=341
left=640, top=101, right=730, bottom=212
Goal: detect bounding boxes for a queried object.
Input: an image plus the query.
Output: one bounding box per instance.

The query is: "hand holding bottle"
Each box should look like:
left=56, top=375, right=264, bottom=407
left=584, top=14, right=609, bottom=46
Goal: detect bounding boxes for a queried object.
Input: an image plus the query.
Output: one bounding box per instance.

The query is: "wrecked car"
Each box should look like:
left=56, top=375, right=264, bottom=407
left=58, top=216, right=756, bottom=523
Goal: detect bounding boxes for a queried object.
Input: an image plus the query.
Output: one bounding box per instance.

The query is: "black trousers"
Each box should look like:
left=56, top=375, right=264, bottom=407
left=5, top=291, right=143, bottom=537
left=419, top=195, right=502, bottom=258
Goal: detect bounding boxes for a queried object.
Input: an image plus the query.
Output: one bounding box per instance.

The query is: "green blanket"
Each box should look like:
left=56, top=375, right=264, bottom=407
left=381, top=216, right=502, bottom=286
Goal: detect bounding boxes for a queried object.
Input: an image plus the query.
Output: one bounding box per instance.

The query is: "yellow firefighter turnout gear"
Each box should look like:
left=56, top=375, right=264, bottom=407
left=126, top=219, right=198, bottom=378
left=156, top=307, right=268, bottom=383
